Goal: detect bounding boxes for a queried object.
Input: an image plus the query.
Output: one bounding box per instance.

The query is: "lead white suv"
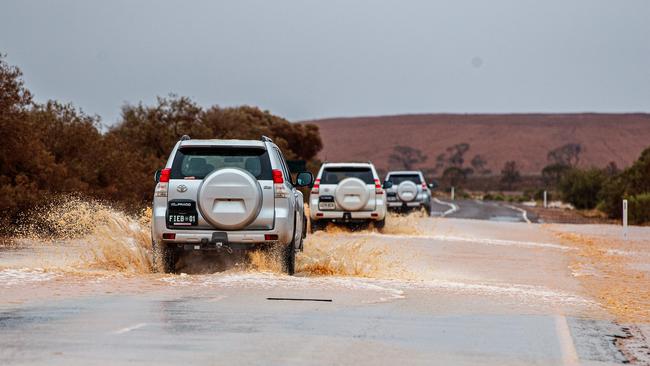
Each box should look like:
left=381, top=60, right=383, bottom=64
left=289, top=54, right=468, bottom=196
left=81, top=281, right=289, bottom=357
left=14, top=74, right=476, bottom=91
left=151, top=135, right=313, bottom=274
left=309, top=162, right=387, bottom=231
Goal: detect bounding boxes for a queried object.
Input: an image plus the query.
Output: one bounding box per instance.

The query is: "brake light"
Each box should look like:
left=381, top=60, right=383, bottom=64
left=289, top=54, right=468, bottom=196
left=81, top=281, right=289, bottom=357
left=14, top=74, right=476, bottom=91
left=273, top=169, right=288, bottom=198
left=264, top=234, right=279, bottom=241
left=311, top=178, right=320, bottom=194
left=155, top=168, right=171, bottom=197
left=374, top=179, right=383, bottom=194
left=422, top=182, right=427, bottom=189
left=160, top=168, right=171, bottom=183
left=272, top=169, right=284, bottom=184
left=162, top=233, right=176, bottom=240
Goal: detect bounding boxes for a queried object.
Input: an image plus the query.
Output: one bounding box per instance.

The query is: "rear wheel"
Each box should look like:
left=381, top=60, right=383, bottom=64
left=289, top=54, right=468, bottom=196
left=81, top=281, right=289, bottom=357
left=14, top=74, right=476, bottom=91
left=310, top=219, right=324, bottom=233
left=154, top=240, right=179, bottom=273
left=283, top=241, right=296, bottom=275
left=424, top=204, right=432, bottom=217
left=374, top=218, right=386, bottom=230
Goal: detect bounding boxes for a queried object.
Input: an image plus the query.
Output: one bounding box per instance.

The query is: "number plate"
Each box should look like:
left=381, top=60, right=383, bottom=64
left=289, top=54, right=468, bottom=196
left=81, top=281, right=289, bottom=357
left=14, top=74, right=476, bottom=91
left=319, top=202, right=335, bottom=210
left=167, top=213, right=197, bottom=226
left=167, top=200, right=198, bottom=227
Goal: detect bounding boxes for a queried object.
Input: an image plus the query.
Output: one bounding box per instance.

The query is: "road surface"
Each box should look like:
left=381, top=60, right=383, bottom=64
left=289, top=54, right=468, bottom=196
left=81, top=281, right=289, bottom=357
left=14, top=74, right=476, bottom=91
left=1, top=208, right=649, bottom=365
left=430, top=198, right=538, bottom=223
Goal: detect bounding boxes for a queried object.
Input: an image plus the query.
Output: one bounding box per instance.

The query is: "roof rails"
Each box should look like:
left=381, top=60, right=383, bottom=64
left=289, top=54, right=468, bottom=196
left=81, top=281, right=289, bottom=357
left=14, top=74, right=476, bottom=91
left=180, top=135, right=191, bottom=141
left=261, top=136, right=273, bottom=143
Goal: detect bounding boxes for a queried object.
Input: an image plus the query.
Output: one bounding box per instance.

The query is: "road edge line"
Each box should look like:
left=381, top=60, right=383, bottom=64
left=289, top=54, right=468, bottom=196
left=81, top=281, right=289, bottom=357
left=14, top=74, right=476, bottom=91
left=505, top=204, right=532, bottom=224
left=554, top=315, right=580, bottom=366
left=433, top=198, right=458, bottom=217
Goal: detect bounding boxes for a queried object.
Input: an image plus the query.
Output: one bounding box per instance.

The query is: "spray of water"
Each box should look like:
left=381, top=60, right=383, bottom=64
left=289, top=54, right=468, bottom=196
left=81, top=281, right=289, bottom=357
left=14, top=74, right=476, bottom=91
left=4, top=197, right=153, bottom=274
left=3, top=199, right=427, bottom=279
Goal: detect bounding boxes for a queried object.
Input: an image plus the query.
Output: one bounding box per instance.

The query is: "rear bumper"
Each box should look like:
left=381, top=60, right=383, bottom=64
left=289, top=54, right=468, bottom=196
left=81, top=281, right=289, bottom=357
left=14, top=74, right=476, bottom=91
left=152, top=205, right=292, bottom=245
left=387, top=201, right=425, bottom=208
left=309, top=208, right=386, bottom=221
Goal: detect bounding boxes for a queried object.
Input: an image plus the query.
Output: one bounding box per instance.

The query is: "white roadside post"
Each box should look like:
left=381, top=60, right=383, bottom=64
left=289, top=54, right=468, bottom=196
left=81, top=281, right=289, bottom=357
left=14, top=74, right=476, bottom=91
left=543, top=190, right=548, bottom=208
left=451, top=186, right=455, bottom=201
left=623, top=199, right=628, bottom=241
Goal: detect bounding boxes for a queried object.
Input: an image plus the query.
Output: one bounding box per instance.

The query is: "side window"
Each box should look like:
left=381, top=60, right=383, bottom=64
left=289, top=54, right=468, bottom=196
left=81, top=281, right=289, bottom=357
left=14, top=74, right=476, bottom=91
left=273, top=148, right=291, bottom=183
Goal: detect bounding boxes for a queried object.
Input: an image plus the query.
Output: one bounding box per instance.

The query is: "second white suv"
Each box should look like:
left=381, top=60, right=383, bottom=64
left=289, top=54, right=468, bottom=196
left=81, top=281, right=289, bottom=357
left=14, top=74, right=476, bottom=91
left=309, top=162, right=387, bottom=231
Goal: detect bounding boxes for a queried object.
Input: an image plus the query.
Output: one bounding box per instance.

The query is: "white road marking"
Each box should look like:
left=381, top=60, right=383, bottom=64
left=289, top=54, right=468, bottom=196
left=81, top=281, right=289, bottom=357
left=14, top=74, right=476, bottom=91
left=554, top=315, right=580, bottom=366
left=112, top=323, right=147, bottom=335
left=504, top=204, right=532, bottom=224
left=433, top=198, right=458, bottom=217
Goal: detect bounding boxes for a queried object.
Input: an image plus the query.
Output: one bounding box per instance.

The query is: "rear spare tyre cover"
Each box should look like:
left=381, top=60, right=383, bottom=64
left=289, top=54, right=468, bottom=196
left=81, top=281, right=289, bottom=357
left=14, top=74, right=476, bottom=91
left=197, top=168, right=263, bottom=230
left=335, top=177, right=370, bottom=211
left=397, top=181, right=418, bottom=202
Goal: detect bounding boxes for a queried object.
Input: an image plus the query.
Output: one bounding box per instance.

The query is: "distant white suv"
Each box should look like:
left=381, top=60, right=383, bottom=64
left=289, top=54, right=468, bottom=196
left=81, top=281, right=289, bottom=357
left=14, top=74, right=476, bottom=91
left=309, top=162, right=387, bottom=231
left=384, top=170, right=435, bottom=215
left=151, top=135, right=313, bottom=274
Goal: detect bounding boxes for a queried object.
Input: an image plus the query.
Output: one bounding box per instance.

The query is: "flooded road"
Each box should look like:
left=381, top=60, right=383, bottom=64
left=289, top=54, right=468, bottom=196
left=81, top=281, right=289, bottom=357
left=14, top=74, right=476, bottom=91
left=1, top=204, right=649, bottom=365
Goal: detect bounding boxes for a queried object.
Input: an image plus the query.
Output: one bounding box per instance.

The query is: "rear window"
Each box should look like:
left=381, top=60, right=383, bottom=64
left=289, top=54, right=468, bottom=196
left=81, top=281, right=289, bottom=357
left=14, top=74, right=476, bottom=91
left=170, top=147, right=272, bottom=180
left=320, top=167, right=374, bottom=185
left=386, top=174, right=422, bottom=185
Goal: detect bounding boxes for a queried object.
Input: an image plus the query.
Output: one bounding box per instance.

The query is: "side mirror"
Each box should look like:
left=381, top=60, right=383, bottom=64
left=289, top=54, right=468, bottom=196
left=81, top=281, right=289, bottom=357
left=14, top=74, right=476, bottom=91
left=154, top=170, right=162, bottom=183
left=295, top=172, right=313, bottom=187
left=428, top=181, right=438, bottom=189
left=383, top=181, right=393, bottom=189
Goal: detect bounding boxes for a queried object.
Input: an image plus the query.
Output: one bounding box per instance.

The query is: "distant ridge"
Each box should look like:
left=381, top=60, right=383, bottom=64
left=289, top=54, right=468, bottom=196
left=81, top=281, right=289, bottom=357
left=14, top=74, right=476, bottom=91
left=302, top=113, right=650, bottom=175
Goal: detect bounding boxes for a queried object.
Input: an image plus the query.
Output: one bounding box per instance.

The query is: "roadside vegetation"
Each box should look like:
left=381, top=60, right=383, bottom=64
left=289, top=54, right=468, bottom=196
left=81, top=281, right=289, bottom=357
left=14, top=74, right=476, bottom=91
left=0, top=55, right=322, bottom=231
left=387, top=139, right=650, bottom=224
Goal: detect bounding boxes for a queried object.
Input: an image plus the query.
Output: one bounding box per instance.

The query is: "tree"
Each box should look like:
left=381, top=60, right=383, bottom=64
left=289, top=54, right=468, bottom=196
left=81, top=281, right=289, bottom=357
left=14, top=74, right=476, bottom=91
left=442, top=166, right=473, bottom=187
left=599, top=146, right=650, bottom=219
left=542, top=163, right=572, bottom=186
left=446, top=143, right=470, bottom=168
left=388, top=145, right=427, bottom=170
left=547, top=143, right=582, bottom=167
left=500, top=161, right=521, bottom=190
left=470, top=154, right=491, bottom=175
left=558, top=168, right=606, bottom=209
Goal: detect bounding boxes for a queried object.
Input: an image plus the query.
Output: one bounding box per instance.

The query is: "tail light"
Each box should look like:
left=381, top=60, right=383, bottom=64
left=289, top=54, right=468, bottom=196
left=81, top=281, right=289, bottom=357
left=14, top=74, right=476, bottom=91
left=311, top=178, right=320, bottom=194
left=160, top=168, right=171, bottom=183
left=272, top=169, right=284, bottom=184
left=273, top=169, right=288, bottom=198
left=162, top=233, right=176, bottom=240
left=422, top=182, right=427, bottom=189
left=374, top=179, right=383, bottom=194
left=264, top=234, right=279, bottom=241
left=155, top=168, right=171, bottom=197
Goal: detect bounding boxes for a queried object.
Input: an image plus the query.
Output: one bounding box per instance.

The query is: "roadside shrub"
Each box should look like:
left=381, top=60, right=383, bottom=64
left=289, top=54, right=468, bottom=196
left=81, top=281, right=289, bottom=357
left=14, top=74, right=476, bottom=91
left=558, top=168, right=606, bottom=210
left=626, top=193, right=650, bottom=225
left=599, top=147, right=650, bottom=220
left=483, top=193, right=506, bottom=201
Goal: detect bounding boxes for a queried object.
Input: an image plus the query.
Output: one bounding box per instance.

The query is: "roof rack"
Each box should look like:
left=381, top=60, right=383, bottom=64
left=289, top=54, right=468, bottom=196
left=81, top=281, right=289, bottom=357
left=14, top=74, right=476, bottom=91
left=261, top=136, right=273, bottom=143
left=180, top=135, right=191, bottom=141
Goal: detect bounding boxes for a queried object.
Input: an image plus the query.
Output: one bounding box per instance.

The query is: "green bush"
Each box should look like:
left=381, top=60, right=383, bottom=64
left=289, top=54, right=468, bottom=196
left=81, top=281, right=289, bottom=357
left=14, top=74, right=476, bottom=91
left=626, top=193, right=650, bottom=225
left=483, top=193, right=506, bottom=201
left=599, top=147, right=650, bottom=220
left=558, top=168, right=606, bottom=210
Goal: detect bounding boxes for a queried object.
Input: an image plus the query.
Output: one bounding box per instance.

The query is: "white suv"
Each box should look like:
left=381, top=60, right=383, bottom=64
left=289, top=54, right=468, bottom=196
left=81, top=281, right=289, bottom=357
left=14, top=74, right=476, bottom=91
left=384, top=170, right=435, bottom=215
left=151, top=135, right=313, bottom=274
left=309, top=162, right=387, bottom=231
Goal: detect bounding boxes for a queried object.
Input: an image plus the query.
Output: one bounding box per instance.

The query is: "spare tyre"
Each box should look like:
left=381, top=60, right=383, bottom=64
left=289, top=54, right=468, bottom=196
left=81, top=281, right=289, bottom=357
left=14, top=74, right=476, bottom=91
left=335, top=177, right=370, bottom=211
left=197, top=168, right=263, bottom=230
left=397, top=181, right=418, bottom=202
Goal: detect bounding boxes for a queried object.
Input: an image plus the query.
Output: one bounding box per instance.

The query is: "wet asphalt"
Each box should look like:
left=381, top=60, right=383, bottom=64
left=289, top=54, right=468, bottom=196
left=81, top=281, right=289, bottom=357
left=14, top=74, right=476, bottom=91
left=1, top=208, right=648, bottom=365
left=430, top=199, right=538, bottom=223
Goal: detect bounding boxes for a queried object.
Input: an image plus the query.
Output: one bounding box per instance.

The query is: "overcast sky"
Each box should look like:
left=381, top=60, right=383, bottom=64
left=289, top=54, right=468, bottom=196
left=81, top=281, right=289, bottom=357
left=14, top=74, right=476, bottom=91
left=2, top=0, right=649, bottom=124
